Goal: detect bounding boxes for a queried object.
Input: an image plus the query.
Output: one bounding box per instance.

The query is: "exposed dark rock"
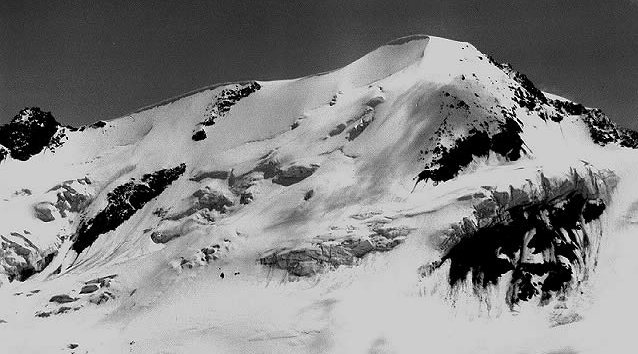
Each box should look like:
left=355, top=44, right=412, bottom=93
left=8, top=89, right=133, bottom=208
left=150, top=230, right=180, bottom=244
left=34, top=202, right=57, bottom=222
left=582, top=199, right=606, bottom=223
left=49, top=294, right=77, bottom=304
left=272, top=165, right=319, bottom=186
left=329, top=94, right=338, bottom=106
left=68, top=344, right=79, bottom=349
left=79, top=284, right=99, bottom=294
left=417, top=118, right=525, bottom=184
left=172, top=241, right=230, bottom=270
left=35, top=311, right=51, bottom=318
left=578, top=108, right=638, bottom=148
left=0, top=145, right=8, bottom=162
left=0, top=107, right=61, bottom=161
left=152, top=207, right=169, bottom=218
left=14, top=188, right=32, bottom=196
left=550, top=99, right=588, bottom=116
left=489, top=60, right=548, bottom=110
left=253, top=159, right=281, bottom=179
left=191, top=129, right=207, bottom=141
left=36, top=305, right=81, bottom=317
left=47, top=127, right=68, bottom=151
left=329, top=124, right=347, bottom=137
left=201, top=245, right=221, bottom=262
left=239, top=192, right=253, bottom=204
left=346, top=114, right=374, bottom=141
left=201, top=81, right=261, bottom=126
left=89, top=121, right=107, bottom=128
left=422, top=169, right=614, bottom=307
left=72, top=164, right=186, bottom=254
left=304, top=190, right=314, bottom=201
left=250, top=158, right=319, bottom=187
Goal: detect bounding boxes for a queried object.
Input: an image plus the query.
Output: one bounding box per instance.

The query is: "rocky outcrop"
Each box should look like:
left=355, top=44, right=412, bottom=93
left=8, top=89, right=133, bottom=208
left=421, top=168, right=616, bottom=308
left=252, top=158, right=319, bottom=187
left=34, top=203, right=57, bottom=222
left=0, top=107, right=62, bottom=161
left=191, top=81, right=262, bottom=139
left=346, top=107, right=375, bottom=141
left=72, top=164, right=186, bottom=253
left=578, top=107, right=638, bottom=148
left=0, top=145, right=9, bottom=162
left=79, top=284, right=99, bottom=294
left=201, top=82, right=261, bottom=127
left=35, top=305, right=81, bottom=318
left=493, top=59, right=638, bottom=149
left=191, top=129, right=207, bottom=141
left=417, top=117, right=525, bottom=184
left=272, top=165, right=319, bottom=186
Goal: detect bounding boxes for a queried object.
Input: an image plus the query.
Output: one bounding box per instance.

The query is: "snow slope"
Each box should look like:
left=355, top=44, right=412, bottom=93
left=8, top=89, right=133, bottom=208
left=1, top=35, right=637, bottom=353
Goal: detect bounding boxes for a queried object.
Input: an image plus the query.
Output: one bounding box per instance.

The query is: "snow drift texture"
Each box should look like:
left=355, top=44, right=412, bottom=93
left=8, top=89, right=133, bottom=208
left=1, top=35, right=637, bottom=354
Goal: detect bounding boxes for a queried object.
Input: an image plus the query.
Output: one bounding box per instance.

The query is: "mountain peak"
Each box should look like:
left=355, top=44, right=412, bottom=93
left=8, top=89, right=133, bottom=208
left=1, top=34, right=636, bottom=353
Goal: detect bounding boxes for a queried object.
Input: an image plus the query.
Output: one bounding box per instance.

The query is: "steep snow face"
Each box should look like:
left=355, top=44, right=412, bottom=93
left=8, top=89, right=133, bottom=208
left=1, top=35, right=637, bottom=353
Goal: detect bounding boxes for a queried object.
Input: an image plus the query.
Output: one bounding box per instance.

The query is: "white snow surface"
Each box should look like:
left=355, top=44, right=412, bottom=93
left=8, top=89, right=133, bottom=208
left=1, top=35, right=637, bottom=353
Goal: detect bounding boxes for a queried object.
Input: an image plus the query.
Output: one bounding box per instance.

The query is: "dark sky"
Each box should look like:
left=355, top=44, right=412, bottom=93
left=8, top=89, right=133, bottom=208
left=2, top=0, right=637, bottom=128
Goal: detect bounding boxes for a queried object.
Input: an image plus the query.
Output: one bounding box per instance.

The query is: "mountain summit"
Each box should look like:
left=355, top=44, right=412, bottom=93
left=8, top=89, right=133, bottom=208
left=1, top=35, right=637, bottom=353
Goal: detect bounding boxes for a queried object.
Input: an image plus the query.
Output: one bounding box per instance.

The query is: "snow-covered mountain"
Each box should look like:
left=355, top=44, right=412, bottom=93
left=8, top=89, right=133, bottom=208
left=1, top=35, right=638, bottom=353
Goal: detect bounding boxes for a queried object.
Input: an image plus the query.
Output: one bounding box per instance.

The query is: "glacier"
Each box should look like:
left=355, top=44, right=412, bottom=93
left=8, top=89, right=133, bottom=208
left=1, top=35, right=637, bottom=353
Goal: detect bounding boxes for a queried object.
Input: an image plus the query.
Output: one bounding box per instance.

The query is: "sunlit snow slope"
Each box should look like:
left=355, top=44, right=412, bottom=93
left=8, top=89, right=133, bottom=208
left=2, top=35, right=638, bottom=354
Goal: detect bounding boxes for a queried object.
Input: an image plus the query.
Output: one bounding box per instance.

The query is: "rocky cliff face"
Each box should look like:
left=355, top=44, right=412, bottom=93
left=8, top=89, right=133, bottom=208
left=0, top=107, right=63, bottom=162
left=421, top=168, right=615, bottom=308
